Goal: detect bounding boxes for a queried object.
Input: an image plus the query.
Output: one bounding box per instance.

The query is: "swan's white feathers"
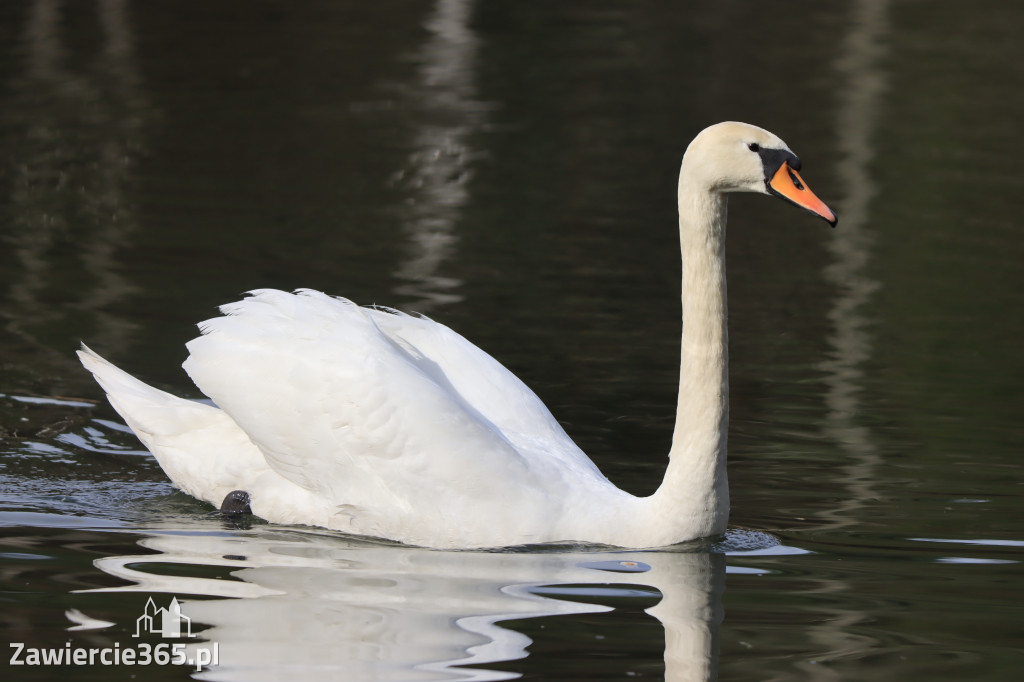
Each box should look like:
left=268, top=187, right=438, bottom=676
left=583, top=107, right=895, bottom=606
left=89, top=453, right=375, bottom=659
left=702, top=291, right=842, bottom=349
left=174, top=289, right=614, bottom=545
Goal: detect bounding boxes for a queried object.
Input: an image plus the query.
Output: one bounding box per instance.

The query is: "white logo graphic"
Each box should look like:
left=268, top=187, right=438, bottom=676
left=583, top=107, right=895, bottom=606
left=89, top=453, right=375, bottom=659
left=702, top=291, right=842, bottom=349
left=133, top=597, right=194, bottom=638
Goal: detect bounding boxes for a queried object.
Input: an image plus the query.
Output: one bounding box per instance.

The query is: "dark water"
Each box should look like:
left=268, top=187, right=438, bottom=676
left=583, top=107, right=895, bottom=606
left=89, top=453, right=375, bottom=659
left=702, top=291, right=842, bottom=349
left=2, top=0, right=1023, bottom=679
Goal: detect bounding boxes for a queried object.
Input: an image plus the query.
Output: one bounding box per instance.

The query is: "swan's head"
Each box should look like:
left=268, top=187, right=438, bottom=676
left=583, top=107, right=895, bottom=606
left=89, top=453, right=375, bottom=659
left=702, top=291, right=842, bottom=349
left=681, top=121, right=837, bottom=226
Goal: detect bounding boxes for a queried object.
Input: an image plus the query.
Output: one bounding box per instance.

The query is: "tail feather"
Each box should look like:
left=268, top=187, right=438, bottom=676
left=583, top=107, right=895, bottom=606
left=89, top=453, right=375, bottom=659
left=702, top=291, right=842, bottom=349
left=76, top=344, right=269, bottom=506
left=77, top=344, right=219, bottom=438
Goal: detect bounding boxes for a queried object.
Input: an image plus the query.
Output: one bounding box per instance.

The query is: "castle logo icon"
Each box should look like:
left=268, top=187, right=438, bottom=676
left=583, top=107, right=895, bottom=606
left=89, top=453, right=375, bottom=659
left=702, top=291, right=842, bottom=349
left=133, top=597, right=194, bottom=638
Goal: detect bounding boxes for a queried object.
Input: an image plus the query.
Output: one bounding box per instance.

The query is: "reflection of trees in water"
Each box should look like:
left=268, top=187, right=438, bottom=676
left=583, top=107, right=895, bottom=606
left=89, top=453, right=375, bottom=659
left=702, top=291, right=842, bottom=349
left=803, top=1, right=889, bottom=677
left=3, top=0, right=150, bottom=379
left=389, top=0, right=491, bottom=313
left=820, top=0, right=887, bottom=531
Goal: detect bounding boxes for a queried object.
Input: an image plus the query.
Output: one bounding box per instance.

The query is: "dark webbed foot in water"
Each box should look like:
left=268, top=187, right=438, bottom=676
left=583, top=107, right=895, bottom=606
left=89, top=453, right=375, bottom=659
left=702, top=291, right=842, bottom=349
left=220, top=490, right=252, bottom=517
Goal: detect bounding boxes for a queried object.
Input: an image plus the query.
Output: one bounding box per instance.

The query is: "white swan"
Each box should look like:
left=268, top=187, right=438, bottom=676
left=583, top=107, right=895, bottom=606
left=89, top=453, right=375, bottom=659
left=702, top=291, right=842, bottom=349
left=78, top=122, right=836, bottom=549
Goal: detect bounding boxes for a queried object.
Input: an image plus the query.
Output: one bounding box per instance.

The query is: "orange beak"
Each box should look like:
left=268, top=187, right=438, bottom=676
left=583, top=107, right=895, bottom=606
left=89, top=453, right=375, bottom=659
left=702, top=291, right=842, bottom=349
left=768, top=161, right=837, bottom=226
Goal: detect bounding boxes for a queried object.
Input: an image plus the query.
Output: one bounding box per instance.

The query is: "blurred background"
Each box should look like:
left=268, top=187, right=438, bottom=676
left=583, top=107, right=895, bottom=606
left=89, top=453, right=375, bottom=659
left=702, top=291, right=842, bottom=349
left=1, top=1, right=1022, bottom=680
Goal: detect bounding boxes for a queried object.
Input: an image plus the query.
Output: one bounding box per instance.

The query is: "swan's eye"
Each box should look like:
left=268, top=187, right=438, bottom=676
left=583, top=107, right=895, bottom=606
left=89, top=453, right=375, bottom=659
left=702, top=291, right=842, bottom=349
left=747, top=143, right=760, bottom=152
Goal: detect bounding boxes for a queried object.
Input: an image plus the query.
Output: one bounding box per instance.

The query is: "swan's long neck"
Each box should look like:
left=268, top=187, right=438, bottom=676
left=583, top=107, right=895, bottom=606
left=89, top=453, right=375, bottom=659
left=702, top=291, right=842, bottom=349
left=645, top=174, right=731, bottom=540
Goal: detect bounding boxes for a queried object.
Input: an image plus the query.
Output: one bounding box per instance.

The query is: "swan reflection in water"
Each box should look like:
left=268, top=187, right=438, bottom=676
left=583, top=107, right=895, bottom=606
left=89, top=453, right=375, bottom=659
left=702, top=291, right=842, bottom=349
left=75, top=524, right=783, bottom=680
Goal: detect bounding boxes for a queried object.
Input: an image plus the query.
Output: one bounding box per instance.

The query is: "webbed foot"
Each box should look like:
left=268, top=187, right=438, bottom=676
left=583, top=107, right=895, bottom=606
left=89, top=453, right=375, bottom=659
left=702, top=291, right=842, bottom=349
left=220, top=490, right=252, bottom=516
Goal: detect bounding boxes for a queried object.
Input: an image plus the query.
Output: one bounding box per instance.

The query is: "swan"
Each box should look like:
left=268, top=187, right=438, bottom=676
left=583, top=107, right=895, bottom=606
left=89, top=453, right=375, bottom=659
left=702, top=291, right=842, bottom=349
left=78, top=122, right=836, bottom=549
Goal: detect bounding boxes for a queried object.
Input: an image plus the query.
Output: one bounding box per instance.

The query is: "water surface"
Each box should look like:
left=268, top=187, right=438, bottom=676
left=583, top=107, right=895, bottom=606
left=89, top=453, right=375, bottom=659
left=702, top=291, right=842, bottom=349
left=2, top=1, right=1023, bottom=680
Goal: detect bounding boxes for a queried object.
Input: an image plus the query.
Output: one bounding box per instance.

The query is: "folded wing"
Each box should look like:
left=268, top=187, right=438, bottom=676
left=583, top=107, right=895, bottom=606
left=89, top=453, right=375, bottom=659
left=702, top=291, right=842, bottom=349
left=182, top=289, right=610, bottom=544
